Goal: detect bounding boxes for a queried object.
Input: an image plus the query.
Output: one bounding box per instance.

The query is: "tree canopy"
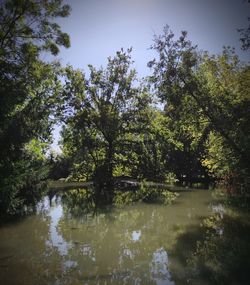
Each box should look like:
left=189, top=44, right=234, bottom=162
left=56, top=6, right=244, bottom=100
left=0, top=0, right=70, bottom=217
left=0, top=1, right=249, bottom=217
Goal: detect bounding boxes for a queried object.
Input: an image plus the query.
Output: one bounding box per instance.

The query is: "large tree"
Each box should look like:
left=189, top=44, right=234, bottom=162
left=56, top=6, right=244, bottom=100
left=0, top=0, right=70, bottom=217
left=147, top=26, right=211, bottom=185
left=148, top=25, right=250, bottom=190
left=61, top=49, right=155, bottom=201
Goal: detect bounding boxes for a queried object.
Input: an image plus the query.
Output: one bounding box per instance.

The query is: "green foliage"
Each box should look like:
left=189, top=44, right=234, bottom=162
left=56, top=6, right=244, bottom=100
left=132, top=109, right=178, bottom=181
left=113, top=181, right=179, bottom=207
left=0, top=0, right=70, bottom=218
left=137, top=180, right=160, bottom=202
left=147, top=26, right=211, bottom=184
left=1, top=10, right=249, bottom=217
left=48, top=152, right=71, bottom=180
left=198, top=55, right=250, bottom=192
left=60, top=48, right=161, bottom=199
left=113, top=190, right=136, bottom=207
left=61, top=188, right=97, bottom=217
left=186, top=213, right=250, bottom=284
left=238, top=1, right=250, bottom=51
left=164, top=172, right=178, bottom=184
left=0, top=139, right=49, bottom=217
left=136, top=181, right=178, bottom=204
left=149, top=25, right=250, bottom=192
left=0, top=0, right=70, bottom=61
left=60, top=26, right=249, bottom=199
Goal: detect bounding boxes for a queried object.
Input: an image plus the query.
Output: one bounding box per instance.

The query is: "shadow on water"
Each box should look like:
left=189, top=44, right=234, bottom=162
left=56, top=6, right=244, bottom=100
left=59, top=187, right=115, bottom=219
left=1, top=186, right=250, bottom=285
left=168, top=212, right=250, bottom=285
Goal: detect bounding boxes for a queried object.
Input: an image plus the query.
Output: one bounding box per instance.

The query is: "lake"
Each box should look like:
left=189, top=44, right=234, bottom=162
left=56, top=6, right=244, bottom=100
left=0, top=189, right=244, bottom=285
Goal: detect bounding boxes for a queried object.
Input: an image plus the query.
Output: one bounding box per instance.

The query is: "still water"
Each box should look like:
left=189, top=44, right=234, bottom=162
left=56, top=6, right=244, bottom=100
left=0, top=190, right=223, bottom=285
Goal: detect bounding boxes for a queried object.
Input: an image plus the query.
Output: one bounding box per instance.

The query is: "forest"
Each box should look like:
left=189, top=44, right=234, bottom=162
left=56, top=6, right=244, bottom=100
left=0, top=0, right=249, bottom=217
left=0, top=1, right=250, bottom=284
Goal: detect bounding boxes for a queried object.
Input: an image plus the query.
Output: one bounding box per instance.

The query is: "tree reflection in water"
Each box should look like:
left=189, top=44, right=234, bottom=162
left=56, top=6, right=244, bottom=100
left=169, top=211, right=250, bottom=285
left=54, top=188, right=213, bottom=284
left=1, top=189, right=247, bottom=285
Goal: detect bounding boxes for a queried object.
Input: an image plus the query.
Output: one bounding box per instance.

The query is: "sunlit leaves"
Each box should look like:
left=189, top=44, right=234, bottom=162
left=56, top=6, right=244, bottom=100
left=0, top=0, right=71, bottom=218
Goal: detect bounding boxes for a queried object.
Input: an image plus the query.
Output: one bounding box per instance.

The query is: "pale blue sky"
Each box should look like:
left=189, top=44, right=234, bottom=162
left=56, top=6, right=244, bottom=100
left=51, top=0, right=250, bottom=152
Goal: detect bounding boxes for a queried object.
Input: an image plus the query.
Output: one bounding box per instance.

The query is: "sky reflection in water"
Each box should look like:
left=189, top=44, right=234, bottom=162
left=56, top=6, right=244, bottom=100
left=0, top=190, right=218, bottom=285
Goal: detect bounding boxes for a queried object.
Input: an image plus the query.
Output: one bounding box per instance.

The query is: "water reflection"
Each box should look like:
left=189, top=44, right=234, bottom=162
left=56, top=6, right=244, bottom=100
left=48, top=198, right=72, bottom=256
left=211, top=203, right=226, bottom=217
left=132, top=230, right=141, bottom=242
left=0, top=189, right=222, bottom=285
left=150, top=248, right=174, bottom=285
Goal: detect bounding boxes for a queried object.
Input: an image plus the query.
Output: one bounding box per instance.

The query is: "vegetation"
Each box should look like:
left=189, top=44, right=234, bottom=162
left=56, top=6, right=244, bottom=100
left=148, top=26, right=250, bottom=194
left=169, top=205, right=250, bottom=285
left=0, top=0, right=249, bottom=219
left=0, top=2, right=249, bottom=285
left=0, top=0, right=70, bottom=217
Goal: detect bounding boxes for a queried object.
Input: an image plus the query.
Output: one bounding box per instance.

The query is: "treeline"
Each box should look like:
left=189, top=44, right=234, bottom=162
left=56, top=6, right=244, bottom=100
left=0, top=0, right=249, bottom=217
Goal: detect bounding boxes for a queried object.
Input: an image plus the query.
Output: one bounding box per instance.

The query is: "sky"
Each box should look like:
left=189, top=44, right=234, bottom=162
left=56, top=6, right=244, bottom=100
left=50, top=0, right=250, bottom=152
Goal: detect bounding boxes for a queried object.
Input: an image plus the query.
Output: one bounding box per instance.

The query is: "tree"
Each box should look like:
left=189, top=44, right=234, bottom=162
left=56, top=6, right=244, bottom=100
left=147, top=26, right=210, bottom=185
left=198, top=55, right=250, bottom=191
left=148, top=26, right=250, bottom=190
left=0, top=0, right=71, bottom=217
left=61, top=49, right=155, bottom=201
left=131, top=108, right=177, bottom=182
left=238, top=0, right=250, bottom=50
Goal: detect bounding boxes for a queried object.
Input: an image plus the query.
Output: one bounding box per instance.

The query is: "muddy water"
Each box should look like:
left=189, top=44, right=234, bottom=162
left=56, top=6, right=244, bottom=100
left=0, top=190, right=222, bottom=285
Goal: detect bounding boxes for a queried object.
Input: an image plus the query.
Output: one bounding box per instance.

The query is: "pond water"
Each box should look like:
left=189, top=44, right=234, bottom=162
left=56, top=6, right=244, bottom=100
left=0, top=189, right=227, bottom=285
